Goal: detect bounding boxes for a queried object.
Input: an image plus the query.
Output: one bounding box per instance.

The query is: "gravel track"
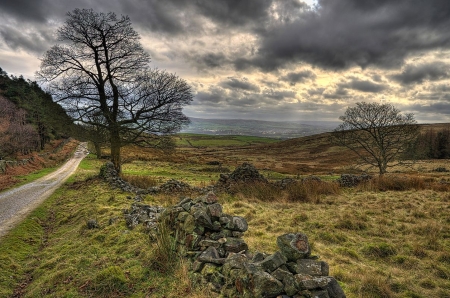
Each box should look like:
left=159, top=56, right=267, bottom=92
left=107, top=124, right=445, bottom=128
left=0, top=143, right=89, bottom=239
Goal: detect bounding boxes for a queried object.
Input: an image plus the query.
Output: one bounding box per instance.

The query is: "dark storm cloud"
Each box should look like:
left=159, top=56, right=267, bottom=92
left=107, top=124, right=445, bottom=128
left=339, top=78, right=388, bottom=93
left=220, top=77, right=260, bottom=92
left=391, top=62, right=450, bottom=85
left=239, top=0, right=450, bottom=71
left=280, top=69, right=316, bottom=86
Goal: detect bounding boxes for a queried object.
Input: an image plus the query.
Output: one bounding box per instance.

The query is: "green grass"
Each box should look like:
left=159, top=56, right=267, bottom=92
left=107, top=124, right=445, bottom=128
left=2, top=144, right=450, bottom=298
left=0, top=158, right=207, bottom=297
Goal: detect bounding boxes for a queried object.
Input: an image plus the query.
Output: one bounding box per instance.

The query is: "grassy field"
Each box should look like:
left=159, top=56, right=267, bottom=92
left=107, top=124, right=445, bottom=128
left=1, top=133, right=449, bottom=297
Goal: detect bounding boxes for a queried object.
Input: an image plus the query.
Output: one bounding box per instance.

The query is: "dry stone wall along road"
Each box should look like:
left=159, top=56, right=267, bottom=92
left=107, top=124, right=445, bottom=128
left=0, top=142, right=89, bottom=239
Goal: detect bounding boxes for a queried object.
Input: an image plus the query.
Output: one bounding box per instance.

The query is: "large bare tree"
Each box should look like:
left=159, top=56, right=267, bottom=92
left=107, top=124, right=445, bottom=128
left=37, top=9, right=192, bottom=172
left=333, top=102, right=419, bottom=175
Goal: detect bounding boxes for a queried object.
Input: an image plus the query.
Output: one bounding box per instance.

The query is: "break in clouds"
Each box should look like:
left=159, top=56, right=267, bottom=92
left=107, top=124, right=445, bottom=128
left=1, top=0, right=450, bottom=122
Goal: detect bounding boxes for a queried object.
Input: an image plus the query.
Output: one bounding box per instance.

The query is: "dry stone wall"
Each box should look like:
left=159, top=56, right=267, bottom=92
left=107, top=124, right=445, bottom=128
left=121, top=191, right=346, bottom=298
left=103, top=162, right=347, bottom=297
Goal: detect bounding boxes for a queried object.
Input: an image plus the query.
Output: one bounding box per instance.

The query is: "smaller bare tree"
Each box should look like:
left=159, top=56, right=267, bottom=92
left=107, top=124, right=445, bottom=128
left=333, top=102, right=419, bottom=175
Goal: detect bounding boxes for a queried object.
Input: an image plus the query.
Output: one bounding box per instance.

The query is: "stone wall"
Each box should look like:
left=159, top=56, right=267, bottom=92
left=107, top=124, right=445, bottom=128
left=123, top=192, right=346, bottom=298
left=105, top=162, right=347, bottom=297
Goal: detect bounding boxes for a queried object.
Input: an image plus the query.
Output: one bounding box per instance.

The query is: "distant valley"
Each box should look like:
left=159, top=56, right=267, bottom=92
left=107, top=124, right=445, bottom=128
left=181, top=117, right=339, bottom=139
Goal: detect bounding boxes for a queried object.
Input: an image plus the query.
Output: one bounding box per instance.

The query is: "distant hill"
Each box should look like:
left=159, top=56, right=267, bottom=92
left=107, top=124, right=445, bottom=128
left=181, top=117, right=339, bottom=139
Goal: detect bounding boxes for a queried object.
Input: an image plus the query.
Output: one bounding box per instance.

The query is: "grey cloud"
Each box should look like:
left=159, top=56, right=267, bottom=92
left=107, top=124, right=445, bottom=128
left=190, top=52, right=229, bottom=69
left=391, top=62, right=450, bottom=85
left=194, top=86, right=228, bottom=107
left=409, top=102, right=450, bottom=115
left=263, top=89, right=297, bottom=100
left=280, top=69, right=316, bottom=86
left=323, top=86, right=349, bottom=99
left=220, top=77, right=260, bottom=92
left=238, top=0, right=450, bottom=71
left=340, top=78, right=388, bottom=93
left=0, top=25, right=55, bottom=54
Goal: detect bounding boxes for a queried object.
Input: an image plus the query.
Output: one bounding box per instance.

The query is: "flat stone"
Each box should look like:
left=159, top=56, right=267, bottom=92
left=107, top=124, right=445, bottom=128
left=294, top=275, right=331, bottom=290
left=295, top=259, right=329, bottom=276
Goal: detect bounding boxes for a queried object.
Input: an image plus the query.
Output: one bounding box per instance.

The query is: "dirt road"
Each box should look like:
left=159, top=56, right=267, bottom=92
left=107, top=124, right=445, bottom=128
left=0, top=143, right=89, bottom=239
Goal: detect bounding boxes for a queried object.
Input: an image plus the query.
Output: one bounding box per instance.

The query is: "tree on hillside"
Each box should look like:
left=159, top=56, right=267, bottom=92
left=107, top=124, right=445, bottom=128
left=332, top=102, right=419, bottom=175
left=37, top=9, right=192, bottom=172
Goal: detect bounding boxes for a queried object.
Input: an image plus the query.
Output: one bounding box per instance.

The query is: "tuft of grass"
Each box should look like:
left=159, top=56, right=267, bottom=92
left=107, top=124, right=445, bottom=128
left=286, top=180, right=340, bottom=203
left=356, top=275, right=394, bottom=298
left=148, top=218, right=180, bottom=274
left=92, top=265, right=129, bottom=295
left=362, top=242, right=397, bottom=258
left=229, top=182, right=280, bottom=202
left=359, top=175, right=426, bottom=191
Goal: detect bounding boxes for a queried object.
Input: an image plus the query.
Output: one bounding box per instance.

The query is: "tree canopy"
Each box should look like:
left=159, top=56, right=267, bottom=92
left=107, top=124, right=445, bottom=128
left=333, top=102, right=419, bottom=175
left=37, top=9, right=192, bottom=172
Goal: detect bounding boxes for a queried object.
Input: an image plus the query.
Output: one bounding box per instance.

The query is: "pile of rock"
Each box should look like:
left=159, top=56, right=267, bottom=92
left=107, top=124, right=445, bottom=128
left=216, top=163, right=268, bottom=192
left=123, top=202, right=165, bottom=230
left=99, top=162, right=141, bottom=193
left=337, top=173, right=372, bottom=187
left=148, top=179, right=193, bottom=194
left=151, top=192, right=346, bottom=298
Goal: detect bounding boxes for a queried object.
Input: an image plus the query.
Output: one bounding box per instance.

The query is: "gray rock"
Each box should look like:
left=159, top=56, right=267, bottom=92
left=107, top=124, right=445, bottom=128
left=259, top=251, right=287, bottom=273
left=198, top=246, right=226, bottom=265
left=250, top=271, right=284, bottom=298
left=226, top=216, right=248, bottom=232
left=224, top=237, right=248, bottom=253
left=277, top=233, right=311, bottom=261
left=87, top=219, right=99, bottom=229
left=295, top=259, right=329, bottom=276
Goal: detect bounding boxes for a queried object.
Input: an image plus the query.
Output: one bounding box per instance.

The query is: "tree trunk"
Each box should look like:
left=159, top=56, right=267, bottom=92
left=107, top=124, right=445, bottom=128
left=110, top=128, right=121, bottom=173
left=94, top=142, right=102, bottom=159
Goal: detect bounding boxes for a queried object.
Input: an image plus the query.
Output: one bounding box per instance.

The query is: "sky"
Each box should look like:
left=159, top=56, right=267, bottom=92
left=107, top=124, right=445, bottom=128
left=1, top=0, right=450, bottom=123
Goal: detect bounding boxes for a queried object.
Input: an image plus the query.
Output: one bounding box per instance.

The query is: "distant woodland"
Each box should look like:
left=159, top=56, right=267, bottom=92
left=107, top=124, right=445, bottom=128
left=0, top=67, right=73, bottom=159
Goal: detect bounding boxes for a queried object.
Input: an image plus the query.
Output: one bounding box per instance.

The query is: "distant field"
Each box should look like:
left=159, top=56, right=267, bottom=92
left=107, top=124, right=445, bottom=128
left=175, top=133, right=280, bottom=147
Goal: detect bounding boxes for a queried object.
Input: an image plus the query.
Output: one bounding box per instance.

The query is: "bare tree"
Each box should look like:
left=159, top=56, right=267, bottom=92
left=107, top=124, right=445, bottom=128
left=332, top=102, right=419, bottom=175
left=37, top=9, right=192, bottom=172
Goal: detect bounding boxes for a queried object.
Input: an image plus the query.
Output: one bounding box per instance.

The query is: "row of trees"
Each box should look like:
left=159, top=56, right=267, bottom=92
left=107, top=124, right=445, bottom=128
left=0, top=69, right=74, bottom=159
left=406, top=127, right=450, bottom=159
